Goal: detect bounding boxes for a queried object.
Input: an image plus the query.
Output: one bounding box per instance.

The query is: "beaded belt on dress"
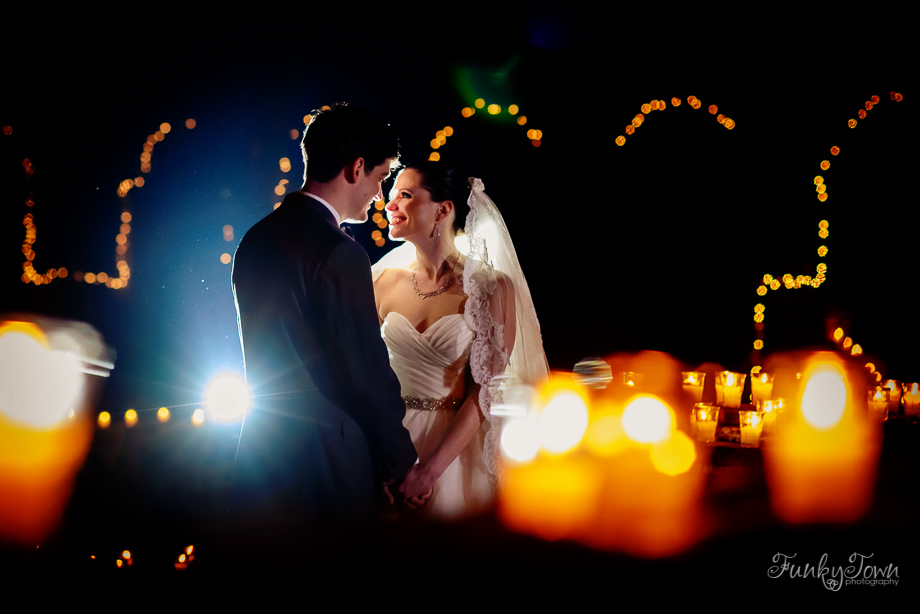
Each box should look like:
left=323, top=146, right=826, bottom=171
left=402, top=395, right=461, bottom=411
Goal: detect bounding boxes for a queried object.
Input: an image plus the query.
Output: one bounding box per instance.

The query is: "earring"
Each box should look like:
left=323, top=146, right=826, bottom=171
left=432, top=220, right=440, bottom=238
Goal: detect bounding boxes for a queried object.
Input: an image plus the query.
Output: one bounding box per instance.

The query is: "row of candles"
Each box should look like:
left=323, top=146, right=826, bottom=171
left=496, top=352, right=891, bottom=557
left=684, top=370, right=919, bottom=448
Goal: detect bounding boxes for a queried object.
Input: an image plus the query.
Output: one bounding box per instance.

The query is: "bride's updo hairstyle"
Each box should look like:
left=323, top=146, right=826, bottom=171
left=404, top=161, right=471, bottom=234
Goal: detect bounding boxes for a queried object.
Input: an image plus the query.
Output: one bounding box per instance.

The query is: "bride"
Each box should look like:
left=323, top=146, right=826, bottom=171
left=373, top=162, right=548, bottom=519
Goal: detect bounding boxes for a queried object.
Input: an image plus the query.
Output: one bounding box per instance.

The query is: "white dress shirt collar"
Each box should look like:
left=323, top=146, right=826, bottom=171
left=302, top=191, right=341, bottom=227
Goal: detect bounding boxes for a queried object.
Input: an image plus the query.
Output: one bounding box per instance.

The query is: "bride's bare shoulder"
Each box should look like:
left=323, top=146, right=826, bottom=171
left=373, top=266, right=412, bottom=292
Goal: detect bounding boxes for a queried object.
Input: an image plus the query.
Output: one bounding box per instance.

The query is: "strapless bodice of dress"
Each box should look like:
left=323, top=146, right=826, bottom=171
left=381, top=311, right=492, bottom=519
left=381, top=312, right=474, bottom=400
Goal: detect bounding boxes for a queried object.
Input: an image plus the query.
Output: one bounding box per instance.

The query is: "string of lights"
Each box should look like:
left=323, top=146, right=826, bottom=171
left=18, top=119, right=197, bottom=289
left=752, top=91, right=904, bottom=370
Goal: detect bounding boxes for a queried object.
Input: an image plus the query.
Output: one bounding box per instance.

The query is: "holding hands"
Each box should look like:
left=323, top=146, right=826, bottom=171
left=384, top=464, right=435, bottom=509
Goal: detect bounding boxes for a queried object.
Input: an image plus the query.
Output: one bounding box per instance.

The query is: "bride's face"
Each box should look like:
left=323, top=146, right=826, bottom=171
left=386, top=169, right=440, bottom=241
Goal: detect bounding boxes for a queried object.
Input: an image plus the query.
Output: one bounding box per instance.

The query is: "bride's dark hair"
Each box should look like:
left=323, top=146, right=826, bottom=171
left=404, top=161, right=470, bottom=234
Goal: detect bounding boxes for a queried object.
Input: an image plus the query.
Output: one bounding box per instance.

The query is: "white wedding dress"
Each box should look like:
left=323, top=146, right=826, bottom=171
left=381, top=311, right=493, bottom=519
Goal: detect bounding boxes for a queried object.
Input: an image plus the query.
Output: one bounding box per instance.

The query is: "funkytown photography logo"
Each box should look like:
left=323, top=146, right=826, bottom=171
left=768, top=552, right=899, bottom=591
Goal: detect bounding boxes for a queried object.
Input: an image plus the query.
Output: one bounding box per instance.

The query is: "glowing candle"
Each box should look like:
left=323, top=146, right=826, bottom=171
left=751, top=372, right=775, bottom=403
left=883, top=380, right=901, bottom=414
left=763, top=357, right=879, bottom=524
left=738, top=410, right=764, bottom=447
left=760, top=399, right=778, bottom=435
left=715, top=371, right=745, bottom=408
left=622, top=371, right=644, bottom=387
left=902, top=383, right=920, bottom=416
left=681, top=371, right=705, bottom=403
left=867, top=386, right=889, bottom=422
left=693, top=403, right=719, bottom=442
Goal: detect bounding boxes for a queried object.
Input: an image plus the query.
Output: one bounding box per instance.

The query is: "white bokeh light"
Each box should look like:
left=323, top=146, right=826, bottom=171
left=0, top=330, right=82, bottom=428
left=801, top=368, right=847, bottom=430
left=621, top=395, right=674, bottom=444
left=537, top=391, right=589, bottom=454
left=501, top=418, right=540, bottom=462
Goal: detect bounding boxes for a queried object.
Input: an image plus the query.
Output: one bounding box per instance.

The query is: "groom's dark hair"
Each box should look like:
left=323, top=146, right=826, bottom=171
left=301, top=102, right=399, bottom=184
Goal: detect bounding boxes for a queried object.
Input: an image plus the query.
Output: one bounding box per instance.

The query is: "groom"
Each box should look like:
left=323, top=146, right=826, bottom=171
left=231, top=103, right=420, bottom=523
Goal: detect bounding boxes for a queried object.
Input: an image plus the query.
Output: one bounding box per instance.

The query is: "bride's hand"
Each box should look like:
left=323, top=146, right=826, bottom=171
left=398, top=464, right=436, bottom=507
left=405, top=488, right=433, bottom=509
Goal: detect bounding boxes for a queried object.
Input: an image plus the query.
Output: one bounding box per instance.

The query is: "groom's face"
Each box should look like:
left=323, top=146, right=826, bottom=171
left=346, top=159, right=393, bottom=223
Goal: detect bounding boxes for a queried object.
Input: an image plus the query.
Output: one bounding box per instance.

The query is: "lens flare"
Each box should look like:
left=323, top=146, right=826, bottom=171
left=205, top=373, right=250, bottom=422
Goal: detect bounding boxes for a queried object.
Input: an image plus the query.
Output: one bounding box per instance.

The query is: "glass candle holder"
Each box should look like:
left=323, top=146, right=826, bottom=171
left=692, top=403, right=719, bottom=442
left=738, top=409, right=764, bottom=447
left=759, top=399, right=779, bottom=435
left=681, top=372, right=705, bottom=403
left=751, top=372, right=775, bottom=404
left=882, top=380, right=902, bottom=414
left=902, top=383, right=920, bottom=416
left=715, top=371, right=746, bottom=408
left=867, top=386, right=889, bottom=422
left=622, top=372, right=644, bottom=388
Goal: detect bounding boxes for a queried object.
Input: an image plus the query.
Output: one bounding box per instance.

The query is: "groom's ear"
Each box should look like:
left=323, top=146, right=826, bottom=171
left=344, top=157, right=365, bottom=184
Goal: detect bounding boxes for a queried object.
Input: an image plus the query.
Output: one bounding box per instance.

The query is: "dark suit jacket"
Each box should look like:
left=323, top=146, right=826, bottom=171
left=231, top=192, right=416, bottom=521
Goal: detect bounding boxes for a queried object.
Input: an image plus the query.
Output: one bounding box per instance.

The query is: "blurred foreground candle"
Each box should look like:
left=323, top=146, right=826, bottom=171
left=763, top=356, right=879, bottom=524
left=500, top=361, right=703, bottom=557
left=693, top=403, right=719, bottom=442
left=867, top=386, right=889, bottom=422
left=0, top=317, right=109, bottom=543
left=715, top=371, right=745, bottom=407
left=681, top=371, right=705, bottom=403
left=738, top=409, right=764, bottom=447
left=751, top=372, right=775, bottom=403
left=586, top=394, right=703, bottom=557
left=902, top=383, right=920, bottom=416
left=883, top=380, right=901, bottom=414
left=499, top=377, right=599, bottom=540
